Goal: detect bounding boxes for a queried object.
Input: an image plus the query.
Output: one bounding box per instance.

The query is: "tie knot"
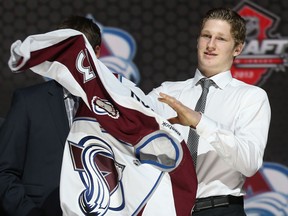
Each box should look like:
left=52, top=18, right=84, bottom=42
left=198, top=78, right=215, bottom=90
left=65, top=93, right=77, bottom=102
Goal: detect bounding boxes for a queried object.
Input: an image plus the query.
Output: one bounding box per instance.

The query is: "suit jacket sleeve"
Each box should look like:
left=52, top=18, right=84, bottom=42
left=0, top=90, right=43, bottom=216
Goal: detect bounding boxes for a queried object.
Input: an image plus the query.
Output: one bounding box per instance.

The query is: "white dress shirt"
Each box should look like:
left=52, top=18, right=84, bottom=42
left=147, top=69, right=271, bottom=198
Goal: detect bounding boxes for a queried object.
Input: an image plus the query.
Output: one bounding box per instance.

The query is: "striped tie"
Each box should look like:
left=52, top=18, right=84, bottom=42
left=187, top=78, right=215, bottom=167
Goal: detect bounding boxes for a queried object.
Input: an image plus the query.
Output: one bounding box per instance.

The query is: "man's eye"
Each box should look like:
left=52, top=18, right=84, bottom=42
left=217, top=37, right=226, bottom=41
left=201, top=34, right=210, bottom=38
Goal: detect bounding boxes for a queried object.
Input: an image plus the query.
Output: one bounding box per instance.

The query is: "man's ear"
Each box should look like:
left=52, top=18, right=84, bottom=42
left=94, top=45, right=101, bottom=58
left=233, top=43, right=244, bottom=57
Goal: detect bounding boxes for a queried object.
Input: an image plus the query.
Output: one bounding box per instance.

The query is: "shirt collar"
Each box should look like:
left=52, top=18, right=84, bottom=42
left=63, top=88, right=70, bottom=99
left=193, top=69, right=233, bottom=90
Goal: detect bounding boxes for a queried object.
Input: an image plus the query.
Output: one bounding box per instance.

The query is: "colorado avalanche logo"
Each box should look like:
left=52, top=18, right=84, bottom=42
left=69, top=136, right=125, bottom=215
left=91, top=96, right=120, bottom=119
left=86, top=14, right=141, bottom=84
left=233, top=0, right=288, bottom=85
left=244, top=162, right=288, bottom=215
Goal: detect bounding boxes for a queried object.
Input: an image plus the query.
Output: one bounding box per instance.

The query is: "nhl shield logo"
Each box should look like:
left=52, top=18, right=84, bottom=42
left=233, top=0, right=288, bottom=86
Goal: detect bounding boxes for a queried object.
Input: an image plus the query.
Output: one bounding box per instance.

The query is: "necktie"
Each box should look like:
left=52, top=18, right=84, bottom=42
left=187, top=78, right=214, bottom=167
left=65, top=93, right=79, bottom=127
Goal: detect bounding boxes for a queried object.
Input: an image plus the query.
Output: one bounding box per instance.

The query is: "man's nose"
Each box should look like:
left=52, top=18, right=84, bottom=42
left=207, top=38, right=216, bottom=50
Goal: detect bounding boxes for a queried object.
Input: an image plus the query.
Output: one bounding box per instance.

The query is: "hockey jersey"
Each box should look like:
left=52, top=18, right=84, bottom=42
left=8, top=29, right=197, bottom=216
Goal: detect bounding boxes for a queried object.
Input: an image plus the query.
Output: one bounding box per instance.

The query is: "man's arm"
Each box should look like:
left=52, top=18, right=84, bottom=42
left=157, top=88, right=271, bottom=177
left=158, top=92, right=202, bottom=128
left=0, top=90, right=43, bottom=216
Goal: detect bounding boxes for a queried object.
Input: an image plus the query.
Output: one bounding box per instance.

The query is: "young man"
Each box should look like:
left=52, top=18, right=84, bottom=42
left=148, top=8, right=271, bottom=215
left=0, top=16, right=101, bottom=216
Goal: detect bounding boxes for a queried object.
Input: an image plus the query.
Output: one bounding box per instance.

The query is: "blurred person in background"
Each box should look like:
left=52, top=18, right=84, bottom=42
left=0, top=15, right=101, bottom=216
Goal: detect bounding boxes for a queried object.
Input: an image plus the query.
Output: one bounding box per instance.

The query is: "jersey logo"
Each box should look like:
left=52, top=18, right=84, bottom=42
left=69, top=136, right=125, bottom=215
left=91, top=96, right=120, bottom=119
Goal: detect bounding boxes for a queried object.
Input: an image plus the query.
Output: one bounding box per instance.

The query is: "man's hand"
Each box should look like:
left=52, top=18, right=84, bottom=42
left=158, top=92, right=202, bottom=128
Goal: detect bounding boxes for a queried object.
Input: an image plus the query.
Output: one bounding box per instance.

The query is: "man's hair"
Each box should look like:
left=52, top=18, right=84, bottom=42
left=57, top=15, right=101, bottom=48
left=200, top=8, right=246, bottom=47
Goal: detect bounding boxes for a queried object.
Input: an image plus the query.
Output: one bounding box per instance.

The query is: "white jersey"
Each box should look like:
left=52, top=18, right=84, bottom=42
left=8, top=29, right=197, bottom=216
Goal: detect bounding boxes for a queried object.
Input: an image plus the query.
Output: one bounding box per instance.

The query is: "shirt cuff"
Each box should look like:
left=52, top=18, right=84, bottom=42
left=196, top=114, right=217, bottom=141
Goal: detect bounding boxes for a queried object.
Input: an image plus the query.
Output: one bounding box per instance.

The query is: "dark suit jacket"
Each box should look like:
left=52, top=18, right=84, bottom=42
left=0, top=118, right=4, bottom=127
left=0, top=80, right=70, bottom=216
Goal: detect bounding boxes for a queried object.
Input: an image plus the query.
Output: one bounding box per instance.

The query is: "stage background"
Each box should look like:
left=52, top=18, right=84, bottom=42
left=0, top=0, right=287, bottom=214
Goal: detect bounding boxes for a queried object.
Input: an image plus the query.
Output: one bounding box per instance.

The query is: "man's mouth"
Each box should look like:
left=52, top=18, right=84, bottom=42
left=204, top=52, right=217, bottom=56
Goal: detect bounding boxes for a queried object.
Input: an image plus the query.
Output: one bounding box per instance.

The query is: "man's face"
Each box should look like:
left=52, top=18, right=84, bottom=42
left=197, top=19, right=243, bottom=77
